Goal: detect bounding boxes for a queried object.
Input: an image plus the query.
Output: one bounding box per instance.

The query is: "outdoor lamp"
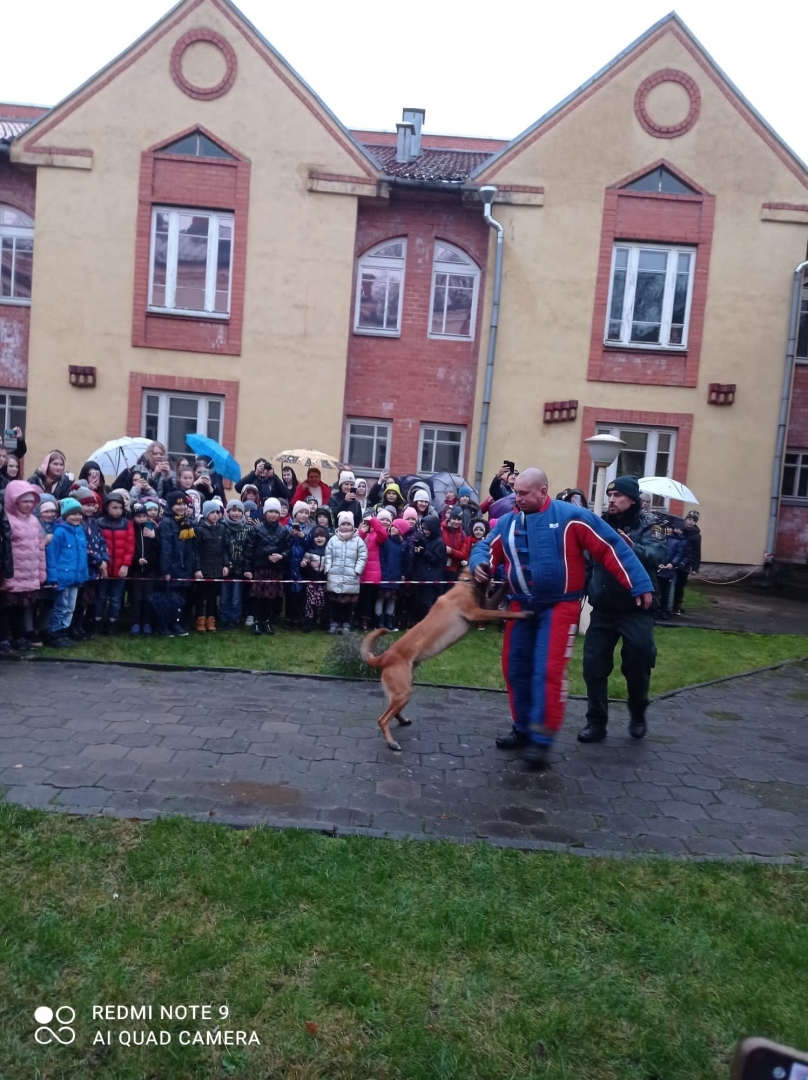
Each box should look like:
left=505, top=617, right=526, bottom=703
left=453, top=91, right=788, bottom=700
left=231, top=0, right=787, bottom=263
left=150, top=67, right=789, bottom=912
left=585, top=433, right=625, bottom=513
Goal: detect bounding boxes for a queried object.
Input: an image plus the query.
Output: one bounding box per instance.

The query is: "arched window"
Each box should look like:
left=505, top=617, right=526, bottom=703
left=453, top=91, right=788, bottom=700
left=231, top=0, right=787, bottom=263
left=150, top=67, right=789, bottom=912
left=354, top=239, right=406, bottom=335
left=429, top=242, right=480, bottom=339
left=0, top=204, right=34, bottom=303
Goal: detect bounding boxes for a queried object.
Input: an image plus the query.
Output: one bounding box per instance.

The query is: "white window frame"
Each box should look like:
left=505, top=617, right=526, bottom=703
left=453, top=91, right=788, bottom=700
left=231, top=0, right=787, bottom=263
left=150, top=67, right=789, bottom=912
left=353, top=239, right=406, bottom=337
left=148, top=206, right=233, bottom=319
left=0, top=389, right=26, bottom=446
left=782, top=451, right=808, bottom=502
left=604, top=243, right=695, bottom=350
left=344, top=418, right=392, bottom=475
left=0, top=205, right=34, bottom=306
left=141, top=391, right=224, bottom=458
left=428, top=242, right=480, bottom=341
left=418, top=424, right=466, bottom=475
left=590, top=424, right=677, bottom=510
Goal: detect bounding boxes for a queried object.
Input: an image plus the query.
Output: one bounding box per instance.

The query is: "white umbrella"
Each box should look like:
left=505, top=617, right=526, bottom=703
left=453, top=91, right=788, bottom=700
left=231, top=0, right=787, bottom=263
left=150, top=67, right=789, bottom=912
left=89, top=437, right=153, bottom=478
left=638, top=476, right=699, bottom=504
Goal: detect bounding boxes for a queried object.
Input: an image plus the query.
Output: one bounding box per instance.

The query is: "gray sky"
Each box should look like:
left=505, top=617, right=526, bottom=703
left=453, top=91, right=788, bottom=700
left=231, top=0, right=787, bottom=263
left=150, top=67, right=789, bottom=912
left=3, top=0, right=808, bottom=162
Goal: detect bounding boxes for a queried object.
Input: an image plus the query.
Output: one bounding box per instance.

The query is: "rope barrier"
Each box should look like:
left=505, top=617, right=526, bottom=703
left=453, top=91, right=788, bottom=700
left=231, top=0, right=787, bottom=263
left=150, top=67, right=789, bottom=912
left=690, top=566, right=765, bottom=586
left=140, top=578, right=455, bottom=586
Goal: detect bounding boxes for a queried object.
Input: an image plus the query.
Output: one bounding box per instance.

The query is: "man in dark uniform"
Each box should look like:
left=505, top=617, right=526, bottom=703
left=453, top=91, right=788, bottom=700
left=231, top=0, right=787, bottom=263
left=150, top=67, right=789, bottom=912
left=578, top=475, right=666, bottom=744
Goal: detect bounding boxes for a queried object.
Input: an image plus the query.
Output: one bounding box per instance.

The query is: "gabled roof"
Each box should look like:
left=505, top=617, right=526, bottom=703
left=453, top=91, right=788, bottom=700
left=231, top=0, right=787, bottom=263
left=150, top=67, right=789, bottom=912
left=472, top=11, right=808, bottom=190
left=361, top=143, right=496, bottom=183
left=14, top=0, right=381, bottom=178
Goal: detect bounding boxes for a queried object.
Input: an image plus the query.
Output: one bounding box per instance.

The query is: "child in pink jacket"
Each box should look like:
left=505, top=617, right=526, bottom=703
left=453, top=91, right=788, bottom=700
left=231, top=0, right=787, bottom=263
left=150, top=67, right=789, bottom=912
left=0, top=480, right=47, bottom=652
left=357, top=510, right=388, bottom=629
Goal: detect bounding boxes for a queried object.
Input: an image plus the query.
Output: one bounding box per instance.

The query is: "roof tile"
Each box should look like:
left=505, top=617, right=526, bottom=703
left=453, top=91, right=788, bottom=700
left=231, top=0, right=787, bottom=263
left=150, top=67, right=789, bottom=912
left=361, top=143, right=494, bottom=182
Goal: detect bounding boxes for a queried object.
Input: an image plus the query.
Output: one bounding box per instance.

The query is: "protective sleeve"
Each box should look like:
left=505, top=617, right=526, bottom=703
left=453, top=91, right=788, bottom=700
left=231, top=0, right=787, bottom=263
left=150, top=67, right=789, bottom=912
left=573, top=512, right=653, bottom=597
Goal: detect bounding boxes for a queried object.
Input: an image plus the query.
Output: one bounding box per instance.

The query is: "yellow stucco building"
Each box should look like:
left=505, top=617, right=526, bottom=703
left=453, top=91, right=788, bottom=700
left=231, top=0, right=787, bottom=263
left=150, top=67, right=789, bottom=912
left=2, top=1, right=808, bottom=566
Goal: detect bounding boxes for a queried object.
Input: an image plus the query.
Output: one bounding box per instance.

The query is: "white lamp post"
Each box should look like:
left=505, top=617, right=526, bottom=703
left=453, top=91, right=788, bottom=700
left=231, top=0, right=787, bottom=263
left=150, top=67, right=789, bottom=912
left=585, top=434, right=625, bottom=515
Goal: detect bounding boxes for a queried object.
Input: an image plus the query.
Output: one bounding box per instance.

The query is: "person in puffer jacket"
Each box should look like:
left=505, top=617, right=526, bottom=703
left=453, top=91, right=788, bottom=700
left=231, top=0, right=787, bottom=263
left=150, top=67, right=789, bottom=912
left=324, top=511, right=367, bottom=634
left=370, top=480, right=404, bottom=517
left=441, top=507, right=472, bottom=585
left=94, top=492, right=135, bottom=634
left=221, top=499, right=251, bottom=629
left=411, top=513, right=446, bottom=620
left=193, top=501, right=228, bottom=632
left=70, top=486, right=110, bottom=642
left=45, top=498, right=89, bottom=646
left=243, top=497, right=290, bottom=636
left=157, top=491, right=195, bottom=637
left=0, top=480, right=46, bottom=652
left=128, top=501, right=159, bottom=636
left=357, top=511, right=387, bottom=629
left=378, top=517, right=411, bottom=631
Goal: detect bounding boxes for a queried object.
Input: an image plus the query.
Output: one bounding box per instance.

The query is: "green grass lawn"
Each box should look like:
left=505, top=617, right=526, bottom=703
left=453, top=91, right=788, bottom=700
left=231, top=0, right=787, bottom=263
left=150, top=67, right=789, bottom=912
left=43, top=624, right=807, bottom=698
left=2, top=807, right=806, bottom=1080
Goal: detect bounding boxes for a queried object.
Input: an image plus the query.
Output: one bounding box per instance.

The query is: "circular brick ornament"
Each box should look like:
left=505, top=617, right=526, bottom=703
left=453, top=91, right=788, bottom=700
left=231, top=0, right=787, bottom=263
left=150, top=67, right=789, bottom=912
left=635, top=69, right=701, bottom=138
left=170, top=29, right=237, bottom=101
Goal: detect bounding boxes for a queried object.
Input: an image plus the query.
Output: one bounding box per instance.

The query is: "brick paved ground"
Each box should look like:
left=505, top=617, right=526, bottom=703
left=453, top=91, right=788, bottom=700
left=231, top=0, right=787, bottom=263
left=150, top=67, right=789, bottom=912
left=1, top=660, right=806, bottom=860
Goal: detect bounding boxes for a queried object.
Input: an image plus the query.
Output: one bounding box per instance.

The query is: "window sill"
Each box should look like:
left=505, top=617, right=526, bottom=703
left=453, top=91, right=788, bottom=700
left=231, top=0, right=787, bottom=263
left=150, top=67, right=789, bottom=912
left=427, top=332, right=474, bottom=343
left=603, top=340, right=688, bottom=354
left=780, top=497, right=808, bottom=506
left=352, top=327, right=401, bottom=339
left=147, top=307, right=230, bottom=322
left=0, top=297, right=32, bottom=308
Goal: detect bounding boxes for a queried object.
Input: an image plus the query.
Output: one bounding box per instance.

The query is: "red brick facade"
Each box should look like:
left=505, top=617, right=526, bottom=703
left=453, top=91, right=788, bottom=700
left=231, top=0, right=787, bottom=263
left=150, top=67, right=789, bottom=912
left=776, top=364, right=808, bottom=562
left=0, top=160, right=36, bottom=390
left=588, top=162, right=714, bottom=389
left=126, top=371, right=240, bottom=452
left=576, top=406, right=694, bottom=518
left=344, top=193, right=490, bottom=474
left=131, top=126, right=250, bottom=356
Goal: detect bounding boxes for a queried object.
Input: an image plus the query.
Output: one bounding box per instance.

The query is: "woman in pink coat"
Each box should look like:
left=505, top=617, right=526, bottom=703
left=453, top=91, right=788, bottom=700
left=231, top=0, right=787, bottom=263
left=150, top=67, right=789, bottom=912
left=357, top=512, right=387, bottom=629
left=1, top=480, right=47, bottom=652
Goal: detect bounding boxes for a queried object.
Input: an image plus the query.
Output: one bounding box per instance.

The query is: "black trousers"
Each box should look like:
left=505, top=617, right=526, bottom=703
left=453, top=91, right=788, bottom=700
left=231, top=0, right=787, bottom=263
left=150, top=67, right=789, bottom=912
left=194, top=581, right=219, bottom=618
left=673, top=569, right=689, bottom=612
left=129, top=579, right=155, bottom=625
left=583, top=608, right=656, bottom=725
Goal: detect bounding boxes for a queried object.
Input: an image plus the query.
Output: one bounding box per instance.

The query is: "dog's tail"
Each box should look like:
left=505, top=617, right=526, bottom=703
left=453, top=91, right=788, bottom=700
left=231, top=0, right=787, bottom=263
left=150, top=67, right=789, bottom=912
left=360, top=627, right=388, bottom=668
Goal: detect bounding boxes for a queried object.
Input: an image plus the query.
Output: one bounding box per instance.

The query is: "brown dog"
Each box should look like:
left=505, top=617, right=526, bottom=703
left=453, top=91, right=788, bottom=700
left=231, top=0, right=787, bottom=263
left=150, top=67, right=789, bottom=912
left=360, top=569, right=531, bottom=750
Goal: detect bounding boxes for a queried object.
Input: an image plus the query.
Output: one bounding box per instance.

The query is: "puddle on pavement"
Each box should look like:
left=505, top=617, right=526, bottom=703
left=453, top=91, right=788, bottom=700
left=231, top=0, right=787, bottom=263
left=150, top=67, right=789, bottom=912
left=201, top=780, right=304, bottom=806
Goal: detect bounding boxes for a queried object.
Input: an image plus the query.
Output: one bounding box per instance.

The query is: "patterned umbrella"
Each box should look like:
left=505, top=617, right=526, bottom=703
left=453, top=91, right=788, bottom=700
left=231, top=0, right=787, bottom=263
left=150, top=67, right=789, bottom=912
left=271, top=448, right=347, bottom=472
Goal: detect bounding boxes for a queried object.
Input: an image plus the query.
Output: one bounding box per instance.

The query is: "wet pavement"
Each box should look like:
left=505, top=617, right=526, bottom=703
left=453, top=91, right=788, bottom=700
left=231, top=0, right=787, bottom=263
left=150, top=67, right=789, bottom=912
left=1, top=659, right=807, bottom=861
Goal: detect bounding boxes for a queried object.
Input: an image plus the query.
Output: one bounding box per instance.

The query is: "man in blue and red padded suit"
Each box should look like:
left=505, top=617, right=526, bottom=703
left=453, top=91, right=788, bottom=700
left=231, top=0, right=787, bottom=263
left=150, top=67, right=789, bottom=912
left=469, top=468, right=653, bottom=769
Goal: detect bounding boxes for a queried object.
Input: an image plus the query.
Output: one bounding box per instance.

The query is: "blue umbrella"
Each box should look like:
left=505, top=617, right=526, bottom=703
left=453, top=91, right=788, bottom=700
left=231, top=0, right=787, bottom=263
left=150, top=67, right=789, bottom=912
left=186, top=433, right=241, bottom=483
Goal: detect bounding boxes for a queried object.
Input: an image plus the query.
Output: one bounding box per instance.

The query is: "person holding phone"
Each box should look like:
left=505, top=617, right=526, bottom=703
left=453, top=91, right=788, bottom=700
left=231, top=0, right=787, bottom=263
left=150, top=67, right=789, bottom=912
left=328, top=471, right=363, bottom=527
left=489, top=461, right=518, bottom=502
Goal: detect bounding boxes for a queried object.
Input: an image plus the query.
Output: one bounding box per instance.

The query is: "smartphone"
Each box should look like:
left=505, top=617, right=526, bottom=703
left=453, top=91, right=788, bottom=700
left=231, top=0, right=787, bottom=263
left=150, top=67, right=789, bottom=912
left=503, top=460, right=515, bottom=472
left=731, top=1038, right=808, bottom=1080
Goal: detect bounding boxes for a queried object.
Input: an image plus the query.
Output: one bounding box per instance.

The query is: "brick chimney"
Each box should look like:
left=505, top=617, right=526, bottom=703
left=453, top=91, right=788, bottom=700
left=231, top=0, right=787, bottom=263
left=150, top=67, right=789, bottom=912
left=402, top=108, right=425, bottom=157
left=395, top=121, right=415, bottom=163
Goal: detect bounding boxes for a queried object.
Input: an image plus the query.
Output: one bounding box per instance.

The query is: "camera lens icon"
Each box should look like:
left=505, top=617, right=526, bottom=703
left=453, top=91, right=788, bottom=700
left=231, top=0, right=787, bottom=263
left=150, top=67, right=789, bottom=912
left=34, top=1005, right=76, bottom=1045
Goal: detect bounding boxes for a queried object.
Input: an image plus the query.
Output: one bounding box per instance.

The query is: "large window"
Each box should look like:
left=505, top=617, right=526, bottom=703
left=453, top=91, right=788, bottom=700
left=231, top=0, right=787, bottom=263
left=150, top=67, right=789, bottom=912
left=605, top=243, right=695, bottom=348
left=0, top=390, right=26, bottom=442
left=354, top=240, right=406, bottom=335
left=142, top=391, right=223, bottom=458
left=782, top=452, right=808, bottom=500
left=419, top=425, right=465, bottom=474
left=429, top=242, right=480, bottom=339
left=148, top=208, right=233, bottom=317
left=590, top=424, right=676, bottom=509
left=797, top=279, right=808, bottom=360
left=0, top=205, right=34, bottom=304
left=345, top=419, right=391, bottom=473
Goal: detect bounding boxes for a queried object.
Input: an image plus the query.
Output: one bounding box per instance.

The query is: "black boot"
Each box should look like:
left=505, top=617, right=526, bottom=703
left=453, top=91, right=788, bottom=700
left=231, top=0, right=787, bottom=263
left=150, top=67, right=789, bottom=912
left=628, top=714, right=647, bottom=740
left=84, top=612, right=97, bottom=639
left=495, top=728, right=529, bottom=750
left=264, top=621, right=275, bottom=636
left=253, top=620, right=263, bottom=636
left=373, top=613, right=383, bottom=629
left=523, top=742, right=549, bottom=770
left=106, top=619, right=118, bottom=637
left=577, top=722, right=608, bottom=743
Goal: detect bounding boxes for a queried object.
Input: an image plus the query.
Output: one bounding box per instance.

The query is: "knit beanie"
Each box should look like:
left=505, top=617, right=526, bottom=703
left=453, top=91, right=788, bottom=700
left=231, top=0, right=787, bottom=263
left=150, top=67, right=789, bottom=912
left=132, top=502, right=148, bottom=517
left=226, top=499, right=244, bottom=512
left=338, top=471, right=356, bottom=486
left=412, top=488, right=430, bottom=505
left=202, top=500, right=221, bottom=518
left=243, top=500, right=258, bottom=513
left=448, top=506, right=464, bottom=520
left=337, top=511, right=354, bottom=527
left=607, top=475, right=640, bottom=502
left=392, top=517, right=411, bottom=536
left=376, top=507, right=394, bottom=523
left=458, top=485, right=473, bottom=498
left=309, top=525, right=329, bottom=543
left=73, top=487, right=97, bottom=505
left=263, top=497, right=281, bottom=514
left=292, top=501, right=309, bottom=518
left=38, top=493, right=58, bottom=511
left=59, top=498, right=82, bottom=517
left=402, top=506, right=418, bottom=523
left=167, top=491, right=188, bottom=512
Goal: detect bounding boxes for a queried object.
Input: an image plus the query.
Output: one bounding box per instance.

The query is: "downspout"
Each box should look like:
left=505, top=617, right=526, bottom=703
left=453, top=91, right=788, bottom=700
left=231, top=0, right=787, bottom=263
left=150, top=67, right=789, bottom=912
left=474, top=186, right=504, bottom=490
left=766, top=259, right=808, bottom=559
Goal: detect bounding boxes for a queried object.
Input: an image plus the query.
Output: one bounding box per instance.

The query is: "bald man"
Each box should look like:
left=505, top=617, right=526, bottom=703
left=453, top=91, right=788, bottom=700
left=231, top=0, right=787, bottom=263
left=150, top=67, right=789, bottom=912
left=469, top=468, right=654, bottom=768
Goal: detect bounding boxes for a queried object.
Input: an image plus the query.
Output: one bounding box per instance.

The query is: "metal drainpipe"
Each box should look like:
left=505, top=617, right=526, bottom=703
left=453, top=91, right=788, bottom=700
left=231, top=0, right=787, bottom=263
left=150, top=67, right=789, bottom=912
left=474, top=186, right=504, bottom=490
left=766, top=259, right=808, bottom=559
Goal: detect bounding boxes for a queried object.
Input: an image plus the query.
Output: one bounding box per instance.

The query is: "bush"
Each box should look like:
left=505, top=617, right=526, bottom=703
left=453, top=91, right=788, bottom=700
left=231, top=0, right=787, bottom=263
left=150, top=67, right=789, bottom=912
left=322, top=630, right=394, bottom=680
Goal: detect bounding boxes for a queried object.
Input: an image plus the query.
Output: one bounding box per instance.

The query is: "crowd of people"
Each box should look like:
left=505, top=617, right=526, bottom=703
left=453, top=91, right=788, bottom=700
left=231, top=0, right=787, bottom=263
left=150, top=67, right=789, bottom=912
left=0, top=442, right=702, bottom=656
